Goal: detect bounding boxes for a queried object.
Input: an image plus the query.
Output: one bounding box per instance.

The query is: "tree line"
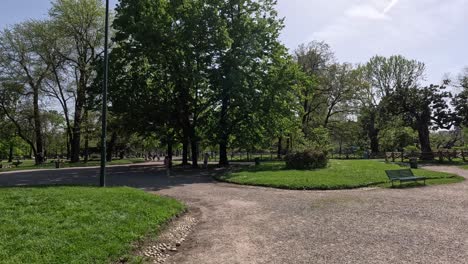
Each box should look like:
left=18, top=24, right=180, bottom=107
left=1, top=0, right=467, bottom=166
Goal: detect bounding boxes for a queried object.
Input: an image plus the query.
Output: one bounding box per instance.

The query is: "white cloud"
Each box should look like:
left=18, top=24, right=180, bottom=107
left=298, top=0, right=468, bottom=84
left=346, top=5, right=389, bottom=20
left=383, top=0, right=400, bottom=14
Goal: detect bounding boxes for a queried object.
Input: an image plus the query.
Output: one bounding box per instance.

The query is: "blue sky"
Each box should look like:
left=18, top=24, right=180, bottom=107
left=1, top=0, right=467, bottom=85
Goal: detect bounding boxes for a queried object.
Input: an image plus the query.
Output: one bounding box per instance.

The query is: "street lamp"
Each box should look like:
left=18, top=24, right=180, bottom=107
left=100, top=0, right=110, bottom=187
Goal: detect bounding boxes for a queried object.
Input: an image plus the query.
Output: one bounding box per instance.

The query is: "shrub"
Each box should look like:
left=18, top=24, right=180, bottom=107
left=404, top=145, right=420, bottom=153
left=285, top=150, right=328, bottom=170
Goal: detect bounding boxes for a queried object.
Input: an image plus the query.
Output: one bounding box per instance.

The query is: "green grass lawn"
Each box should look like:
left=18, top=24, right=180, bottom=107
left=0, top=158, right=146, bottom=172
left=0, top=187, right=184, bottom=264
left=218, top=160, right=464, bottom=190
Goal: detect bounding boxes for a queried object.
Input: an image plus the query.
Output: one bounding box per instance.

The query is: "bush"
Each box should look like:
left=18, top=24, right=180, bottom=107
left=404, top=145, right=420, bottom=153
left=285, top=150, right=328, bottom=170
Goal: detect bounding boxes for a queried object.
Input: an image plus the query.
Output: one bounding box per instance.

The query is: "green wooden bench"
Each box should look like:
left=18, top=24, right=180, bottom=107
left=385, top=169, right=426, bottom=187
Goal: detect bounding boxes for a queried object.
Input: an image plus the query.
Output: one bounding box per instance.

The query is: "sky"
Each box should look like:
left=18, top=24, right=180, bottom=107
left=1, top=0, right=467, bottom=85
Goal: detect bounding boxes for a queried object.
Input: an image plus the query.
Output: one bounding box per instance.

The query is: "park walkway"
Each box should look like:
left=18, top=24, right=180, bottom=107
left=1, top=165, right=467, bottom=263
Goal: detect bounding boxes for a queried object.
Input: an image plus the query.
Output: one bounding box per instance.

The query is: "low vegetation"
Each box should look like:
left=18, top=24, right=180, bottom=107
left=0, top=187, right=184, bottom=264
left=219, top=160, right=463, bottom=190
left=285, top=150, right=328, bottom=170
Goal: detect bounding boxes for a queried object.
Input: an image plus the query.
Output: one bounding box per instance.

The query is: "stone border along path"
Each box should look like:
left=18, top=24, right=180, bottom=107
left=137, top=211, right=199, bottom=263
left=1, top=164, right=468, bottom=263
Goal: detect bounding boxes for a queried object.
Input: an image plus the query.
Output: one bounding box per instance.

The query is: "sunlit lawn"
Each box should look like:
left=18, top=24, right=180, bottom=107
left=219, top=159, right=464, bottom=190
left=0, top=187, right=184, bottom=264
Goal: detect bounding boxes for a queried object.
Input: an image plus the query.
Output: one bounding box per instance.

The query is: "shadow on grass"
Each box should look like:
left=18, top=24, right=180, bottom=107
left=0, top=183, right=98, bottom=189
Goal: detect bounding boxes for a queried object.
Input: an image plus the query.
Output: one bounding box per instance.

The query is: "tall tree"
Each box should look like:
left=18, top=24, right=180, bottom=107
left=453, top=68, right=468, bottom=126
left=214, top=0, right=286, bottom=166
left=294, top=41, right=334, bottom=133
left=383, top=84, right=457, bottom=159
left=49, top=0, right=106, bottom=162
left=360, top=55, right=426, bottom=154
left=0, top=21, right=53, bottom=164
left=319, top=63, right=357, bottom=128
left=111, top=0, right=230, bottom=167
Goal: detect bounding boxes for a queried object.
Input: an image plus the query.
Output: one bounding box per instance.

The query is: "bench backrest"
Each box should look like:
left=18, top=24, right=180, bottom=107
left=385, top=169, right=414, bottom=180
left=399, top=169, right=414, bottom=178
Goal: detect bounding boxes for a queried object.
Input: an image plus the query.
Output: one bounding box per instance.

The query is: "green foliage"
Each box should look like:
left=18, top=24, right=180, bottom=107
left=453, top=68, right=468, bottom=126
left=110, top=0, right=292, bottom=165
left=364, top=55, right=426, bottom=97
left=330, top=120, right=367, bottom=154
left=379, top=121, right=417, bottom=151
left=302, top=126, right=332, bottom=152
left=404, top=145, right=420, bottom=152
left=285, top=150, right=328, bottom=170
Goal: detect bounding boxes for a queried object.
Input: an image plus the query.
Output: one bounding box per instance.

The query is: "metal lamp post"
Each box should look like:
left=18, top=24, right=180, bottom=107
left=100, top=0, right=110, bottom=187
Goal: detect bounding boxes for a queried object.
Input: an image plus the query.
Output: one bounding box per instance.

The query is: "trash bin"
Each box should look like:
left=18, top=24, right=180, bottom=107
left=409, top=157, right=418, bottom=169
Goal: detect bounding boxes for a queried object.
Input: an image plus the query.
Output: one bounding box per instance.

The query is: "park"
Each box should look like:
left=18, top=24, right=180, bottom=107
left=1, top=0, right=468, bottom=263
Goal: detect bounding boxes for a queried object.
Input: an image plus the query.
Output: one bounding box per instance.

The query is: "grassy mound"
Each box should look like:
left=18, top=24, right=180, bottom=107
left=0, top=187, right=184, bottom=264
left=218, top=160, right=464, bottom=190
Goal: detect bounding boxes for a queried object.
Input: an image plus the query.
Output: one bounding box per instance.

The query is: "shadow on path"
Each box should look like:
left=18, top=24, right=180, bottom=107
left=0, top=164, right=221, bottom=191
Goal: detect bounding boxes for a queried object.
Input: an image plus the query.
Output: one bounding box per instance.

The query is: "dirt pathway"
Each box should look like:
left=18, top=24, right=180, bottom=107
left=157, top=166, right=468, bottom=264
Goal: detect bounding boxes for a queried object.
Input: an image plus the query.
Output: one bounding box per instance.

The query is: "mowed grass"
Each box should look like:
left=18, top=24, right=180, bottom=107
left=0, top=187, right=184, bottom=264
left=0, top=158, right=146, bottom=172
left=219, top=160, right=464, bottom=190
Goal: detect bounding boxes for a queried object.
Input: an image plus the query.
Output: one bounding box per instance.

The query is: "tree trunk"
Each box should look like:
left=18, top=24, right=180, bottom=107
left=66, top=136, right=71, bottom=160
left=167, top=140, right=173, bottom=167
left=84, top=134, right=89, bottom=162
left=277, top=136, right=283, bottom=159
left=8, top=142, right=13, bottom=163
left=70, top=125, right=82, bottom=162
left=339, top=138, right=343, bottom=156
left=219, top=138, right=228, bottom=166
left=70, top=71, right=87, bottom=163
left=191, top=138, right=198, bottom=168
left=182, top=137, right=189, bottom=165
left=367, top=112, right=380, bottom=154
left=33, top=86, right=44, bottom=165
left=219, top=95, right=229, bottom=166
left=417, top=120, right=434, bottom=160
left=83, top=110, right=89, bottom=162
left=369, top=130, right=380, bottom=154
left=106, top=131, right=117, bottom=162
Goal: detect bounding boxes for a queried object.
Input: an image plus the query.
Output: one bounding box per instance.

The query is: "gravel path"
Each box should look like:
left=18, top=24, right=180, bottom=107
left=1, top=165, right=467, bottom=263
left=158, top=166, right=468, bottom=264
